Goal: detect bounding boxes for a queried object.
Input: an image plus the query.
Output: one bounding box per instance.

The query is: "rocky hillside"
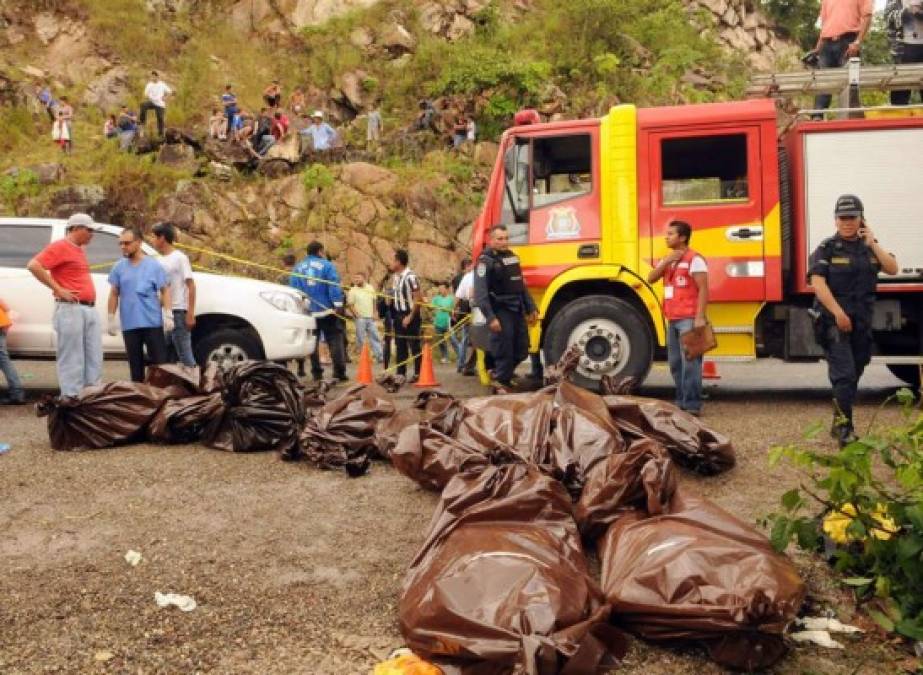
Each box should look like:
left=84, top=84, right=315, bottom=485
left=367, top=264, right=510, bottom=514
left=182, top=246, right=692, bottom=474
left=0, top=0, right=797, bottom=287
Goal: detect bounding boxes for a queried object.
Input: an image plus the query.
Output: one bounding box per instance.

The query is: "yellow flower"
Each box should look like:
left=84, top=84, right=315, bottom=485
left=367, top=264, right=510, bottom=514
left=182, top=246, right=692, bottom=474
left=823, top=503, right=899, bottom=543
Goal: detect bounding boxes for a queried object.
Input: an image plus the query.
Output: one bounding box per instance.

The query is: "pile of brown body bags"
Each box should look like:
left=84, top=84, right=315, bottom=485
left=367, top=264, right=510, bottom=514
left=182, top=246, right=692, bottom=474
left=36, top=355, right=805, bottom=673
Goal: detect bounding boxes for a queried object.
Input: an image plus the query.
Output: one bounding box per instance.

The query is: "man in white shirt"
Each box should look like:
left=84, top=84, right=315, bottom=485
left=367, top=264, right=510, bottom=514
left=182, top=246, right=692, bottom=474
left=151, top=222, right=197, bottom=367
left=140, top=70, right=172, bottom=137
left=454, top=261, right=475, bottom=375
left=300, top=110, right=338, bottom=153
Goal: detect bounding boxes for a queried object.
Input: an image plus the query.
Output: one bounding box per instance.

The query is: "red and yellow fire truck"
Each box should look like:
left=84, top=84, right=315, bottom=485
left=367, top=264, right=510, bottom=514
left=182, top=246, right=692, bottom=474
left=471, top=99, right=923, bottom=389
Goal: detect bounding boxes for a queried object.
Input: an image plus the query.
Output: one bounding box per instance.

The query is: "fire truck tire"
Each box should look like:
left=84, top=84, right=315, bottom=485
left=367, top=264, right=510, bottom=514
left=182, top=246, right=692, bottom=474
left=544, top=295, right=653, bottom=390
left=886, top=364, right=921, bottom=390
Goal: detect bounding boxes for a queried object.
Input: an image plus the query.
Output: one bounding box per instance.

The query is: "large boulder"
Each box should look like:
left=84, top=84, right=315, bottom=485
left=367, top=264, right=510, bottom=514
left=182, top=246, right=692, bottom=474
left=82, top=66, right=130, bottom=112
left=157, top=143, right=199, bottom=172
left=203, top=138, right=254, bottom=169
left=263, top=132, right=302, bottom=163
left=338, top=70, right=370, bottom=111
left=49, top=185, right=107, bottom=219
left=379, top=21, right=416, bottom=54
left=338, top=162, right=398, bottom=198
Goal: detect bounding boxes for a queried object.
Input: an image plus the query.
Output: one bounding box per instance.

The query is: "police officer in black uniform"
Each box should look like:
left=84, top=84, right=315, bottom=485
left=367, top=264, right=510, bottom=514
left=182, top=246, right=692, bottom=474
left=809, top=195, right=898, bottom=447
left=473, top=225, right=539, bottom=389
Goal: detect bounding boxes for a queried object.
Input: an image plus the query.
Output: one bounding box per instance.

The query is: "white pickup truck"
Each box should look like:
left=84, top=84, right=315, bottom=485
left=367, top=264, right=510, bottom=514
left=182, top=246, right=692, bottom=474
left=0, top=218, right=316, bottom=367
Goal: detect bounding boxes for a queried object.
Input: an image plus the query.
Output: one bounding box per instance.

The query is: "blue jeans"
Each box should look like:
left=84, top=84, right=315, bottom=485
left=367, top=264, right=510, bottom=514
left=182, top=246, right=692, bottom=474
left=452, top=323, right=469, bottom=371
left=53, top=303, right=102, bottom=398
left=0, top=330, right=24, bottom=399
left=169, top=309, right=196, bottom=367
left=435, top=325, right=453, bottom=360
left=354, top=317, right=383, bottom=361
left=667, top=318, right=702, bottom=413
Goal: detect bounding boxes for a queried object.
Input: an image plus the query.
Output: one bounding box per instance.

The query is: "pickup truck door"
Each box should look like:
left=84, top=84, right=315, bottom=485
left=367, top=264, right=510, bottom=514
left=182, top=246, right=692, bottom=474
left=0, top=223, right=55, bottom=354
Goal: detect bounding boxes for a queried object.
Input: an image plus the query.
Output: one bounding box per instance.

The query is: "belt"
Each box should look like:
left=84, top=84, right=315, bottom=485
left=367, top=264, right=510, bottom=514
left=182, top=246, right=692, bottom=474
left=823, top=31, right=858, bottom=43
left=56, top=299, right=95, bottom=307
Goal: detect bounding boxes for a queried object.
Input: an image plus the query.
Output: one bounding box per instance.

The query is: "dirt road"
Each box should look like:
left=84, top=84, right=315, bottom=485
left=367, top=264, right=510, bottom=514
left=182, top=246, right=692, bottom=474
left=0, top=360, right=913, bottom=674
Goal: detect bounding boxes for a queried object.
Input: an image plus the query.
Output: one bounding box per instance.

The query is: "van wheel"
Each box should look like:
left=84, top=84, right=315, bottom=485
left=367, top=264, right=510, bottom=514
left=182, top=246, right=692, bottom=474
left=544, top=295, right=653, bottom=391
left=194, top=328, right=264, bottom=370
left=887, top=364, right=921, bottom=391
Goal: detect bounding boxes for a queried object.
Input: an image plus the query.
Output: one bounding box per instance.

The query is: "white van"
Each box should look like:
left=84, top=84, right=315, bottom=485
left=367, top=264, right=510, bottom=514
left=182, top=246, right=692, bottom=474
left=0, top=218, right=316, bottom=367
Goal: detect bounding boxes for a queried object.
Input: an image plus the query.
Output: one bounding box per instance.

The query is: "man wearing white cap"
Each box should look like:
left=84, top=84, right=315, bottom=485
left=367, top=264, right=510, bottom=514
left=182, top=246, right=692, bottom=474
left=300, top=110, right=338, bottom=152
left=27, top=213, right=104, bottom=397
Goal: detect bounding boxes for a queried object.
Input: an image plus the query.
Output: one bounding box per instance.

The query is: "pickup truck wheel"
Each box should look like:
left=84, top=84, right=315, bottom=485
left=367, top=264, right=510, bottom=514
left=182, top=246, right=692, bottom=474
left=195, top=327, right=264, bottom=370
left=886, top=364, right=921, bottom=390
left=544, top=295, right=653, bottom=391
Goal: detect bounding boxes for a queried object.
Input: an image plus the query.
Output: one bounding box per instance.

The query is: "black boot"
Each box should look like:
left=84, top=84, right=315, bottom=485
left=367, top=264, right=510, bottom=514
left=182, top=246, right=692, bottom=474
left=831, top=413, right=857, bottom=448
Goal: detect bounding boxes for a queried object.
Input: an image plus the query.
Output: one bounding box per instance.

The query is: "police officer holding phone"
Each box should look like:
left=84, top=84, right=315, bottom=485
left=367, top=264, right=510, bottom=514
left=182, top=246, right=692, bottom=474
left=809, top=195, right=899, bottom=446
left=473, top=225, right=538, bottom=389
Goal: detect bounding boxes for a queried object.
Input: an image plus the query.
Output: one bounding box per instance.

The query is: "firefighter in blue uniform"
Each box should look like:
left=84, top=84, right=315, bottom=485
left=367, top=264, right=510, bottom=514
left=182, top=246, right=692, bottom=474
left=290, top=240, right=348, bottom=381
left=809, top=195, right=898, bottom=446
left=473, top=225, right=538, bottom=389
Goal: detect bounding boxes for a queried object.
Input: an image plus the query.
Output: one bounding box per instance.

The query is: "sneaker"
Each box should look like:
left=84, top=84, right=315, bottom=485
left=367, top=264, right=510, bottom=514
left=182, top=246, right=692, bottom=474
left=409, top=374, right=419, bottom=384
left=440, top=358, right=448, bottom=364
left=0, top=395, right=26, bottom=405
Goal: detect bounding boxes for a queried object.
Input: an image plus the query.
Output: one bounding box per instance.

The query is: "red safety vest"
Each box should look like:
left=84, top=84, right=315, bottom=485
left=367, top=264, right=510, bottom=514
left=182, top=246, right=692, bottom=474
left=663, top=249, right=702, bottom=320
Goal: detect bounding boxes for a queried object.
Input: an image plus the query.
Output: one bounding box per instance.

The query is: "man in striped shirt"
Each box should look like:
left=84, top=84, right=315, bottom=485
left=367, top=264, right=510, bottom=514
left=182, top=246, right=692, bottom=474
left=390, top=249, right=424, bottom=382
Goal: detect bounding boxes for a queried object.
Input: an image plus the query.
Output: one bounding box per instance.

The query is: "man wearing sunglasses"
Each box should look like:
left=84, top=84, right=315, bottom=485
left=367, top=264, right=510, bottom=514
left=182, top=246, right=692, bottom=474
left=107, top=228, right=172, bottom=382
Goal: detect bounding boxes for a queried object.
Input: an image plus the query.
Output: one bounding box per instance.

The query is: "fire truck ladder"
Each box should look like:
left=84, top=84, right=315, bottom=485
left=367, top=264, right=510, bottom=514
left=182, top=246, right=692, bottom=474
left=747, top=59, right=923, bottom=118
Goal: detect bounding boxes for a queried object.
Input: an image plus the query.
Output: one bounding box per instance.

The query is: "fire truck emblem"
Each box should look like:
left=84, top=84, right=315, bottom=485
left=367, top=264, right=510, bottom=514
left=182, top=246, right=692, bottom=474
left=545, top=207, right=580, bottom=240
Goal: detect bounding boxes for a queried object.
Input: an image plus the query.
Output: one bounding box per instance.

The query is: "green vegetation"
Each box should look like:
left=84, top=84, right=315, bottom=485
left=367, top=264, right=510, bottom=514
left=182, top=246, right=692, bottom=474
left=0, top=169, right=40, bottom=214
left=767, top=390, right=923, bottom=640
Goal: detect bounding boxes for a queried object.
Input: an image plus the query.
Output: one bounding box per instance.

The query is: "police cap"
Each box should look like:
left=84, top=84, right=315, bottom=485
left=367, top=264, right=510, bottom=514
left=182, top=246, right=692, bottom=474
left=834, top=194, right=864, bottom=218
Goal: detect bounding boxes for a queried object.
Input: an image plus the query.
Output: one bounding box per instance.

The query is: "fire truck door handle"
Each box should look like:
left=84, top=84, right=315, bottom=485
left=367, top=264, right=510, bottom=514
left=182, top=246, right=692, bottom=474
left=578, top=244, right=599, bottom=259
left=726, top=226, right=763, bottom=241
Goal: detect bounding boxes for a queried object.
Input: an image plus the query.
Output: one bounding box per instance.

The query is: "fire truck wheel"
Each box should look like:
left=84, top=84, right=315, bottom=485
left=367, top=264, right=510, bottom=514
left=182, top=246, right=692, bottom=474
left=544, top=295, right=653, bottom=390
left=886, top=364, right=921, bottom=391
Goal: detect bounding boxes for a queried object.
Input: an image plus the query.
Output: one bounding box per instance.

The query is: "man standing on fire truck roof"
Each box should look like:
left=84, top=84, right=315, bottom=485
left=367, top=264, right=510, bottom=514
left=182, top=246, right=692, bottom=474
left=473, top=225, right=538, bottom=390
left=647, top=220, right=709, bottom=416
left=809, top=195, right=898, bottom=448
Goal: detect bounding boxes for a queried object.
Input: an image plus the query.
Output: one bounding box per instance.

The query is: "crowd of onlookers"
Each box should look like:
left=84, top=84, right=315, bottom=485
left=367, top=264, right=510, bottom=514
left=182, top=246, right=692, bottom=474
left=32, top=70, right=478, bottom=159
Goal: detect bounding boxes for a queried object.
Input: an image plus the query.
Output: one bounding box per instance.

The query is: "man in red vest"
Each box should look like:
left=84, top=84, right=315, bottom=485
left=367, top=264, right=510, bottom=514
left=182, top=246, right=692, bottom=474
left=647, top=220, right=709, bottom=415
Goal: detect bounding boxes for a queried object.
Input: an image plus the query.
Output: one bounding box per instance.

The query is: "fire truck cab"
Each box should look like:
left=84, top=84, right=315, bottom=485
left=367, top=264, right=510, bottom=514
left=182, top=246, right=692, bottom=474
left=471, top=99, right=923, bottom=389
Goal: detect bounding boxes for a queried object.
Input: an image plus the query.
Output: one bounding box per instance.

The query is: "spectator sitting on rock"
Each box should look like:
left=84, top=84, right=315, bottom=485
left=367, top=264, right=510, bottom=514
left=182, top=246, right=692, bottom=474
left=37, top=81, right=56, bottom=122
left=452, top=114, right=467, bottom=148
left=250, top=107, right=275, bottom=157
left=104, top=114, right=118, bottom=139
left=263, top=80, right=282, bottom=109
left=208, top=107, right=226, bottom=140
left=411, top=99, right=439, bottom=133
left=271, top=110, right=289, bottom=140
left=288, top=87, right=306, bottom=116
left=235, top=110, right=254, bottom=144
left=300, top=110, right=338, bottom=153
left=221, top=84, right=238, bottom=139
left=116, top=105, right=138, bottom=150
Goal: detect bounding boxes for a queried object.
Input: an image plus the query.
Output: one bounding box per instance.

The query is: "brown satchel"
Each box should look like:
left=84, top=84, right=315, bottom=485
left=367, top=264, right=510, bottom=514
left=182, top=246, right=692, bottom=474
left=680, top=323, right=717, bottom=360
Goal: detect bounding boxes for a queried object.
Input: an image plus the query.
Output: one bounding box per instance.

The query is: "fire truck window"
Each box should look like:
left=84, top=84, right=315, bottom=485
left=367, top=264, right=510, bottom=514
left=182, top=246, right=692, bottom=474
left=661, top=134, right=748, bottom=205
left=531, top=135, right=592, bottom=208
left=500, top=140, right=530, bottom=243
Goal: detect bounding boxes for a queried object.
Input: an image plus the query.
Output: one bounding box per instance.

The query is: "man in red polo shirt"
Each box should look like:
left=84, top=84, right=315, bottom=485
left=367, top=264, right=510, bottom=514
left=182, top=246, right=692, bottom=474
left=647, top=220, right=709, bottom=415
left=27, top=213, right=103, bottom=398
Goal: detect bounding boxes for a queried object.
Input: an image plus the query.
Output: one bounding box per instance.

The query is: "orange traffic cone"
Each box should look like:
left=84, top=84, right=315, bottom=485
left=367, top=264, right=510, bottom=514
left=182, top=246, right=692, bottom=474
left=702, top=360, right=721, bottom=380
left=356, top=342, right=373, bottom=385
left=414, top=340, right=440, bottom=388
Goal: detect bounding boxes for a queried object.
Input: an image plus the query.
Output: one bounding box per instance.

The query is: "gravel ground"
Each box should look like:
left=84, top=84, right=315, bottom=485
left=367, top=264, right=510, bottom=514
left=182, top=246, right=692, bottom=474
left=0, top=359, right=917, bottom=674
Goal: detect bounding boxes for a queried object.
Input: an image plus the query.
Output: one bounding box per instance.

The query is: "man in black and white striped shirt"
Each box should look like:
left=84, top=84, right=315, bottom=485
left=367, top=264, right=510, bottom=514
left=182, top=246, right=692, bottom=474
left=389, top=249, right=424, bottom=382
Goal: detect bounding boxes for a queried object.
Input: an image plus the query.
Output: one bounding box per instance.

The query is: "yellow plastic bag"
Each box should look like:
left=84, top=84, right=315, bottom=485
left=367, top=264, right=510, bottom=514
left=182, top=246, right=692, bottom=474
left=373, top=652, right=442, bottom=675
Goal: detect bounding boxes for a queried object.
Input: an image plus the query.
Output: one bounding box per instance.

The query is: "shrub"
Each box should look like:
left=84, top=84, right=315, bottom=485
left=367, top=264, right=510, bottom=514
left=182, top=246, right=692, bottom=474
left=301, top=163, right=335, bottom=191
left=0, top=169, right=40, bottom=214
left=767, top=389, right=923, bottom=640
